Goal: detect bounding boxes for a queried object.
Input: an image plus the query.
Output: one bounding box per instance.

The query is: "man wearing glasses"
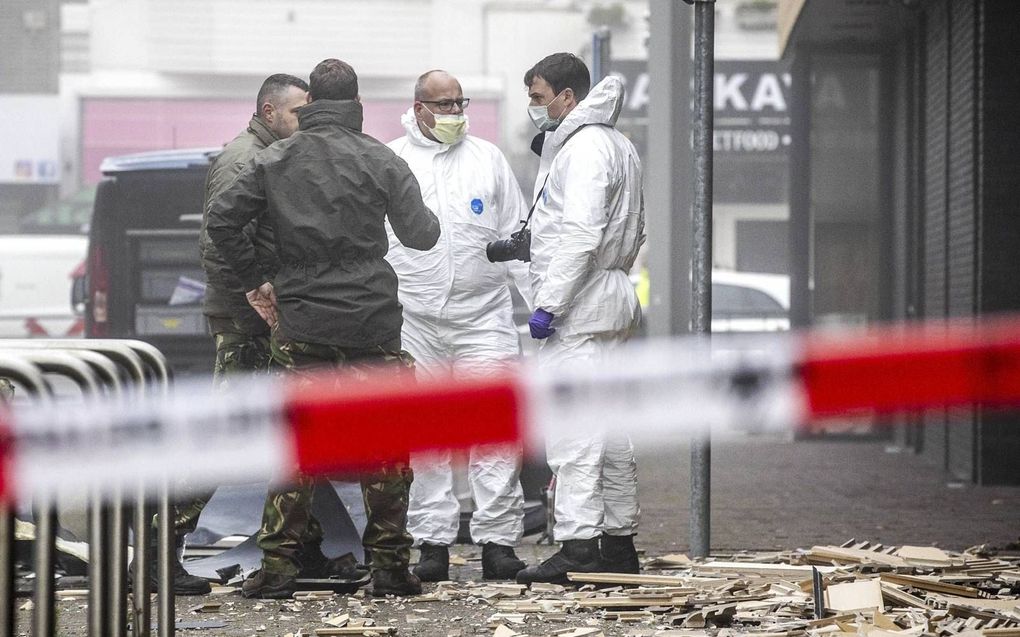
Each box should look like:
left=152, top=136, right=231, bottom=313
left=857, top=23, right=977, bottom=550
left=385, top=70, right=533, bottom=582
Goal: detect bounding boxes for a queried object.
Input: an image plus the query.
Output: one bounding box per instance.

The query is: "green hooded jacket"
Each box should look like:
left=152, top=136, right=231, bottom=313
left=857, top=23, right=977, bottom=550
left=206, top=99, right=440, bottom=347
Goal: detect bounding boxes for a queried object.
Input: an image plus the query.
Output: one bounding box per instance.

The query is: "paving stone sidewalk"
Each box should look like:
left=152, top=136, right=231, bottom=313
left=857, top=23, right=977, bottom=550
left=633, top=431, right=1019, bottom=553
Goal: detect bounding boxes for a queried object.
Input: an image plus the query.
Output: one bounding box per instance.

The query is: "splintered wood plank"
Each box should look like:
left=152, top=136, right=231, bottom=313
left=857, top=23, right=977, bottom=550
left=806, top=613, right=860, bottom=628
left=566, top=572, right=692, bottom=586
left=930, top=596, right=1020, bottom=612
left=628, top=586, right=700, bottom=597
left=809, top=547, right=910, bottom=568
left=893, top=546, right=956, bottom=566
left=695, top=561, right=837, bottom=577
left=879, top=582, right=928, bottom=609
left=601, top=610, right=655, bottom=621
left=313, top=628, right=396, bottom=636
left=879, top=573, right=982, bottom=598
left=825, top=579, right=884, bottom=612
left=575, top=596, right=690, bottom=609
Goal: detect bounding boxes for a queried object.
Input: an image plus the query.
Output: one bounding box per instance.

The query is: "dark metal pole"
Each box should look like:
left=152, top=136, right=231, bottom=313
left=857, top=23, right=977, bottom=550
left=132, top=490, right=151, bottom=637
left=31, top=498, right=57, bottom=637
left=89, top=494, right=110, bottom=636
left=0, top=504, right=15, bottom=637
left=592, top=26, right=612, bottom=83
left=685, top=0, right=715, bottom=559
left=156, top=481, right=174, bottom=637
left=109, top=486, right=128, bottom=637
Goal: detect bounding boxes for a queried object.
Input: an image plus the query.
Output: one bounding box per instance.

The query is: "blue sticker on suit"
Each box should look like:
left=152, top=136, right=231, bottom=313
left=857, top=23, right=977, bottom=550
left=471, top=198, right=484, bottom=214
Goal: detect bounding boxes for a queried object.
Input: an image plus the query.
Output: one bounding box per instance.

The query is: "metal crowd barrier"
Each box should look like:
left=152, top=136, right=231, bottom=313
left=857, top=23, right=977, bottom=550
left=0, top=339, right=177, bottom=637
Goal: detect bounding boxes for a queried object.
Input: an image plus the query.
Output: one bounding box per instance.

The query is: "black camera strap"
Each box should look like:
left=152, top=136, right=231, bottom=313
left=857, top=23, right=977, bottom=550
left=518, top=174, right=550, bottom=233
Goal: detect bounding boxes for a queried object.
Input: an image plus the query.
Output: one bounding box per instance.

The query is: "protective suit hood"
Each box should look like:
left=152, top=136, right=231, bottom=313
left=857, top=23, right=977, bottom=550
left=548, top=75, right=626, bottom=149
left=401, top=107, right=468, bottom=148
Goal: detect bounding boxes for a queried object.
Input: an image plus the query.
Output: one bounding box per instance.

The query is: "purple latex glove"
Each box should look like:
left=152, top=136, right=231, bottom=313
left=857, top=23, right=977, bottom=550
left=529, top=308, right=556, bottom=339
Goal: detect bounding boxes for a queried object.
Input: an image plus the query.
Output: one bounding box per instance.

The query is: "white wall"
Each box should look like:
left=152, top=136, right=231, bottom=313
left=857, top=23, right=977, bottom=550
left=89, top=0, right=149, bottom=71
left=715, top=0, right=781, bottom=60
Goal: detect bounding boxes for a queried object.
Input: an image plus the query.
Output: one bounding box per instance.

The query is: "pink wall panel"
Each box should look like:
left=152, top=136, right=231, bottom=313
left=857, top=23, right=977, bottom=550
left=81, top=98, right=501, bottom=185
left=81, top=99, right=252, bottom=183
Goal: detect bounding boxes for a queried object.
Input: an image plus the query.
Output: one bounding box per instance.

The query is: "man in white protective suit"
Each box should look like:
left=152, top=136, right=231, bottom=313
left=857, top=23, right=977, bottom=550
left=514, top=53, right=646, bottom=585
left=385, top=69, right=534, bottom=582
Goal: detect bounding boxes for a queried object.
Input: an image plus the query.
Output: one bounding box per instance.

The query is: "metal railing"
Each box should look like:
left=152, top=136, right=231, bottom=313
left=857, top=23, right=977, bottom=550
left=0, top=339, right=177, bottom=637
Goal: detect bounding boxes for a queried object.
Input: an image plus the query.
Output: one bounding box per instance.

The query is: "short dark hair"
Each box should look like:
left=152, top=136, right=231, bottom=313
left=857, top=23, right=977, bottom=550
left=524, top=53, right=591, bottom=101
left=309, top=59, right=359, bottom=101
left=256, top=74, right=309, bottom=113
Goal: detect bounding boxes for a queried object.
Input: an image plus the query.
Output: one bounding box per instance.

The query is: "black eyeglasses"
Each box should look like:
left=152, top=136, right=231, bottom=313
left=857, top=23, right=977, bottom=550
left=420, top=98, right=471, bottom=113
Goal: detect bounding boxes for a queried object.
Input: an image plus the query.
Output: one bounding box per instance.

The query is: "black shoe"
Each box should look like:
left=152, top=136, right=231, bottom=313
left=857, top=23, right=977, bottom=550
left=128, top=548, right=211, bottom=596
left=369, top=568, right=422, bottom=597
left=296, top=546, right=369, bottom=581
left=515, top=538, right=602, bottom=585
left=412, top=543, right=449, bottom=582
left=482, top=543, right=526, bottom=580
left=600, top=533, right=640, bottom=574
left=295, top=543, right=331, bottom=579
left=241, top=568, right=296, bottom=599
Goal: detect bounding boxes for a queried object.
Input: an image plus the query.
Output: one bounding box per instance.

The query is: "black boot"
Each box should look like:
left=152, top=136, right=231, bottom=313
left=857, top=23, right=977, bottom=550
left=412, top=543, right=450, bottom=582
left=600, top=533, right=640, bottom=574
left=128, top=541, right=211, bottom=596
left=481, top=543, right=526, bottom=580
left=370, top=568, right=422, bottom=597
left=296, top=545, right=369, bottom=582
left=515, top=538, right=602, bottom=585
left=241, top=568, right=296, bottom=599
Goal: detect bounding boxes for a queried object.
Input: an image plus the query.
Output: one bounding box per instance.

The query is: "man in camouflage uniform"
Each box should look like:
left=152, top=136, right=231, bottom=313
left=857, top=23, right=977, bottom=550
left=208, top=58, right=441, bottom=598
left=151, top=73, right=316, bottom=596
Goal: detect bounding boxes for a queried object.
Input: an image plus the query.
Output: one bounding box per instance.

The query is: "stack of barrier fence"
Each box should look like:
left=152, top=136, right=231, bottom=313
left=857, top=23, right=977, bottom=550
left=0, top=339, right=177, bottom=637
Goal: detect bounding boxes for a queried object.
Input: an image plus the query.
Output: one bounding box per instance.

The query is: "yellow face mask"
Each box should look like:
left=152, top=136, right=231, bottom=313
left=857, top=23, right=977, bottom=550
left=424, top=107, right=468, bottom=145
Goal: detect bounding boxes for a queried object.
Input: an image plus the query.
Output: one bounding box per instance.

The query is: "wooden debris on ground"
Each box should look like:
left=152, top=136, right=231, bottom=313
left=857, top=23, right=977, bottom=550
left=313, top=627, right=396, bottom=636
left=295, top=590, right=336, bottom=601
left=187, top=600, right=223, bottom=613
left=397, top=541, right=1020, bottom=637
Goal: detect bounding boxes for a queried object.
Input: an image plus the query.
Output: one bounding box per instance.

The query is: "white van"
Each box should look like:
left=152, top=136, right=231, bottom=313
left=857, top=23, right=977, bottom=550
left=0, top=234, right=88, bottom=338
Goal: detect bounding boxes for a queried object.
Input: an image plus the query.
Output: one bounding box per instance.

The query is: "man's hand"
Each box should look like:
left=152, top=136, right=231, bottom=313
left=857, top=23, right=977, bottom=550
left=528, top=308, right=556, bottom=339
left=246, top=282, right=278, bottom=328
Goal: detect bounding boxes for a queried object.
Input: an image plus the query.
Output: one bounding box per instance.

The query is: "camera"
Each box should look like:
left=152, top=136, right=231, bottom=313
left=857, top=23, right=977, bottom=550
left=486, top=228, right=531, bottom=263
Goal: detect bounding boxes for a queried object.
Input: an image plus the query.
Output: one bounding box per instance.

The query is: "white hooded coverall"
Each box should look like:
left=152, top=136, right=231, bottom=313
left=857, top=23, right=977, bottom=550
left=529, top=76, right=645, bottom=542
left=386, top=109, right=532, bottom=547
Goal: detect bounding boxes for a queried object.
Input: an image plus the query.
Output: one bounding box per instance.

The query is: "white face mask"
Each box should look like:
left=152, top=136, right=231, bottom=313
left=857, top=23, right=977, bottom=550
left=528, top=91, right=565, bottom=132
left=422, top=106, right=468, bottom=144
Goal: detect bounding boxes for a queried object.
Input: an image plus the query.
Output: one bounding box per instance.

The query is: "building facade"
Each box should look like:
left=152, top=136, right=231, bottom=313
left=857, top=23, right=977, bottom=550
left=780, top=0, right=1020, bottom=484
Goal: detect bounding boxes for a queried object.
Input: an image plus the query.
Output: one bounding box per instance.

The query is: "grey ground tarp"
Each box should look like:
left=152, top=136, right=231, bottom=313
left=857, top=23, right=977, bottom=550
left=184, top=481, right=366, bottom=581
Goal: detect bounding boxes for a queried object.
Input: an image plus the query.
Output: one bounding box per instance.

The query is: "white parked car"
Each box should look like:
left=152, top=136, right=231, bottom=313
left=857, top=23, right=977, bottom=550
left=0, top=234, right=88, bottom=338
left=711, top=269, right=790, bottom=333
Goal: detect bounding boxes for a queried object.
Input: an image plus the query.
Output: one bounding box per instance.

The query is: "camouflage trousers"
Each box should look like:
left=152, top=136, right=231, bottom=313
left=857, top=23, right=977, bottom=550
left=172, top=318, right=275, bottom=538
left=262, top=331, right=416, bottom=575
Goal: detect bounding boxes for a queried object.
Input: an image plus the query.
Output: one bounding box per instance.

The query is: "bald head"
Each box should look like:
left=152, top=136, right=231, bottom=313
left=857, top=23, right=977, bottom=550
left=414, top=70, right=461, bottom=102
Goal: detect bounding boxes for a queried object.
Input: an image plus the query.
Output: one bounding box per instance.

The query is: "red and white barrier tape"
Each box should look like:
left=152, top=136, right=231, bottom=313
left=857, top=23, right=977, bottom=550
left=3, top=317, right=1020, bottom=503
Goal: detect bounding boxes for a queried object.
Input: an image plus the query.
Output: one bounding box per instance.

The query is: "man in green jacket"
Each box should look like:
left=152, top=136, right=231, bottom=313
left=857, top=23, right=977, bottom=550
left=200, top=73, right=309, bottom=375
left=143, top=74, right=319, bottom=596
left=208, top=58, right=441, bottom=598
